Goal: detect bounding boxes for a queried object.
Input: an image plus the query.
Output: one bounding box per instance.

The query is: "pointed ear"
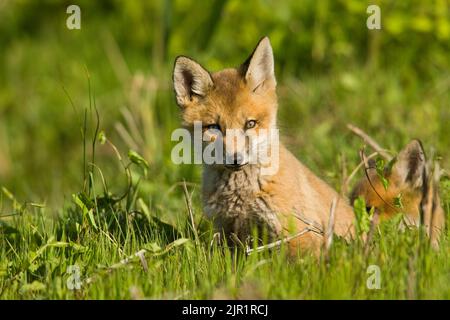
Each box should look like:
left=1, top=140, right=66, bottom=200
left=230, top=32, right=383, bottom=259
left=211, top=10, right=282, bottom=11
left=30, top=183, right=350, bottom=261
left=173, top=56, right=213, bottom=107
left=240, top=36, right=276, bottom=92
left=391, top=140, right=426, bottom=188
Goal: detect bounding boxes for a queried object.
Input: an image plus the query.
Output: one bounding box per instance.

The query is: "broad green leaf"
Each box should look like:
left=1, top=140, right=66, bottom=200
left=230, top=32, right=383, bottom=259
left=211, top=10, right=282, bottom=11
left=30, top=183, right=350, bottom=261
left=87, top=208, right=98, bottom=229
left=375, top=158, right=389, bottom=190
left=128, top=150, right=149, bottom=176
left=98, top=130, right=107, bottom=145
left=353, top=197, right=371, bottom=236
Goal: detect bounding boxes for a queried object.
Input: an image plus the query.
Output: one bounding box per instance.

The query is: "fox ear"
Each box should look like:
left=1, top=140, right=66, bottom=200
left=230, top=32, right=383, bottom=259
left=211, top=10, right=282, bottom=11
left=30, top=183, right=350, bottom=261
left=241, top=36, right=276, bottom=92
left=173, top=56, right=213, bottom=107
left=392, top=139, right=426, bottom=188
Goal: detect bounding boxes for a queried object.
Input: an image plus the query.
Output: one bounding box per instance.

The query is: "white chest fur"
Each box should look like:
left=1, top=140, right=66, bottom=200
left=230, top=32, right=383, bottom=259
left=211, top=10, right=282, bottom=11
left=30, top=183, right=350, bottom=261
left=202, top=165, right=282, bottom=242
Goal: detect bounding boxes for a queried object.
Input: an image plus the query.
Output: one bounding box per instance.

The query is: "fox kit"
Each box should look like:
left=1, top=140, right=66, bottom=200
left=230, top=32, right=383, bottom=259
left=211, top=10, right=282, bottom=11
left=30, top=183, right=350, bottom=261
left=173, top=37, right=355, bottom=254
left=350, top=140, right=446, bottom=248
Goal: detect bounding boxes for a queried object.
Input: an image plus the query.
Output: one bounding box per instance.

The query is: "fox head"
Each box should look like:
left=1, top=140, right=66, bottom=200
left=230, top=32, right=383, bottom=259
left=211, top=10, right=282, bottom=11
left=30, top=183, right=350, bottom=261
left=350, top=139, right=445, bottom=238
left=351, top=140, right=428, bottom=222
left=172, top=37, right=278, bottom=171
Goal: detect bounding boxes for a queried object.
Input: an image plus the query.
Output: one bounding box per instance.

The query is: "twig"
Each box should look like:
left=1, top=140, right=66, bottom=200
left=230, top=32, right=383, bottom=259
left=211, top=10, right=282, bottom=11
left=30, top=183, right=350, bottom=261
left=246, top=228, right=312, bottom=255
left=182, top=181, right=200, bottom=246
left=0, top=213, right=19, bottom=218
left=347, top=124, right=392, bottom=161
left=324, top=197, right=337, bottom=254
left=421, top=160, right=435, bottom=238
left=364, top=209, right=380, bottom=257
left=425, top=160, right=443, bottom=249
left=164, top=181, right=199, bottom=200
left=430, top=161, right=442, bottom=240
left=115, top=249, right=147, bottom=268
left=340, top=152, right=348, bottom=193
left=136, top=250, right=148, bottom=273
left=360, top=149, right=398, bottom=212
left=230, top=233, right=246, bottom=250
left=292, top=213, right=324, bottom=235
left=210, top=232, right=221, bottom=249
left=84, top=249, right=148, bottom=285
left=343, top=151, right=379, bottom=192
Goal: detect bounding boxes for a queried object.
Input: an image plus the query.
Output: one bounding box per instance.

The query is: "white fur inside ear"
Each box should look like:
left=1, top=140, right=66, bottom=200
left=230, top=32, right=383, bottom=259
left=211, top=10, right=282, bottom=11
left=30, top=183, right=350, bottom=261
left=393, top=140, right=426, bottom=188
left=173, top=57, right=213, bottom=106
left=245, top=37, right=276, bottom=92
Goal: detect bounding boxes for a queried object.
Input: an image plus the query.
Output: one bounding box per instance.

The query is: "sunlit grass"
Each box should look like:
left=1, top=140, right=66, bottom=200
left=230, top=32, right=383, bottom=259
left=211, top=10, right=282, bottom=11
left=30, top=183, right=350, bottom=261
left=0, top=0, right=449, bottom=300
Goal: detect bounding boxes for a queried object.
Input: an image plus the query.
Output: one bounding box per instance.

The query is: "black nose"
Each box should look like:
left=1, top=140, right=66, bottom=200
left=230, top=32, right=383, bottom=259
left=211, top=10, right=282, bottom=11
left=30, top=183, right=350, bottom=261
left=227, top=153, right=244, bottom=166
left=233, top=153, right=243, bottom=165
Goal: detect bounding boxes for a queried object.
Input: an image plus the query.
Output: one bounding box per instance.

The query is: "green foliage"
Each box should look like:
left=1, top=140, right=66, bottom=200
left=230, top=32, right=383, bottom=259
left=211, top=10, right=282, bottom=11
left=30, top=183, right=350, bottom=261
left=353, top=197, right=373, bottom=236
left=393, top=193, right=404, bottom=210
left=375, top=158, right=389, bottom=191
left=1, top=184, right=449, bottom=299
left=128, top=150, right=149, bottom=177
left=0, top=0, right=449, bottom=299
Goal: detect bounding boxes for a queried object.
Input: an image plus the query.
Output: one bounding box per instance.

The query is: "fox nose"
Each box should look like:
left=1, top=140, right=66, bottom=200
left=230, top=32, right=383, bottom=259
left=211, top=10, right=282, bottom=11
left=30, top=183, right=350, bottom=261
left=233, top=153, right=244, bottom=165
left=226, top=153, right=245, bottom=167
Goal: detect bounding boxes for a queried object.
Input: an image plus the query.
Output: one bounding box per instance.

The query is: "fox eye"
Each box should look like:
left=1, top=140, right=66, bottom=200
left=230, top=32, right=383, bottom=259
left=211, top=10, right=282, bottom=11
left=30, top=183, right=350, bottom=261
left=245, top=120, right=257, bottom=130
left=205, top=123, right=221, bottom=131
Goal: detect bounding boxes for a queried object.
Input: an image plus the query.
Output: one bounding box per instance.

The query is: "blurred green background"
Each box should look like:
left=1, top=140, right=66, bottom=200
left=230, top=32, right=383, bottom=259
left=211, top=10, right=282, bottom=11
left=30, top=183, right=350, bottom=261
left=0, top=0, right=449, bottom=208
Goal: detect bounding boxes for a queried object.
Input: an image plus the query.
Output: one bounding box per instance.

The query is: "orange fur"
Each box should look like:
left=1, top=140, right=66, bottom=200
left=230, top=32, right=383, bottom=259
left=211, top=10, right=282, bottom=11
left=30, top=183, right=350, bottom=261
left=173, top=37, right=355, bottom=255
left=350, top=140, right=445, bottom=248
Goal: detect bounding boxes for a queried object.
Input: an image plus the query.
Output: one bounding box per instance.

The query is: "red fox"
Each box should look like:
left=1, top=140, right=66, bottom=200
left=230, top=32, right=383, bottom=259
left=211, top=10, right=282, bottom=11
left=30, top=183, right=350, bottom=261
left=172, top=37, right=355, bottom=254
left=350, top=140, right=446, bottom=249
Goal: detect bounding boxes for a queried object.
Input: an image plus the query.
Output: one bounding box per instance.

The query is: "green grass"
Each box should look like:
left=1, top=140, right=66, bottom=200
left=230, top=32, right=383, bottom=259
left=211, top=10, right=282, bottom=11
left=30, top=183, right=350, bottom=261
left=1, top=70, right=449, bottom=301
left=0, top=104, right=449, bottom=299
left=1, top=1, right=449, bottom=299
left=1, top=172, right=449, bottom=299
